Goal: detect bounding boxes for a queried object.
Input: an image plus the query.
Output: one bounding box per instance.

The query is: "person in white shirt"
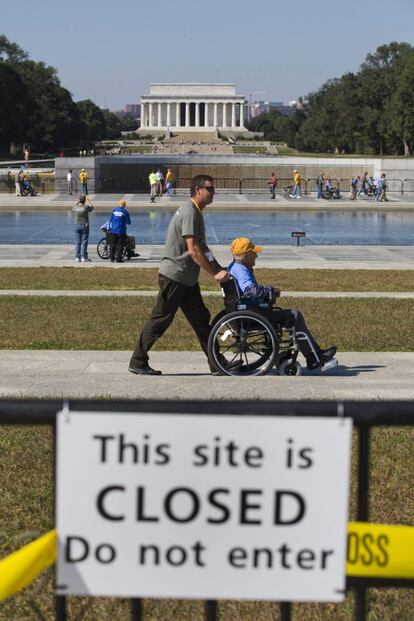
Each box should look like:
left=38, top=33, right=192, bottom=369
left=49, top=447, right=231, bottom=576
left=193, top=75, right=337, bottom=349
left=67, top=170, right=73, bottom=195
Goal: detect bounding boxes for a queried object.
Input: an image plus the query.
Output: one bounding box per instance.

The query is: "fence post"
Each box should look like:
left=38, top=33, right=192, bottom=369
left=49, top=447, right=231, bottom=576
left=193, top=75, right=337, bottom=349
left=280, top=601, right=292, bottom=620
left=205, top=599, right=218, bottom=620
left=131, top=598, right=142, bottom=620
left=55, top=595, right=67, bottom=621
left=355, top=425, right=370, bottom=621
left=239, top=179, right=243, bottom=194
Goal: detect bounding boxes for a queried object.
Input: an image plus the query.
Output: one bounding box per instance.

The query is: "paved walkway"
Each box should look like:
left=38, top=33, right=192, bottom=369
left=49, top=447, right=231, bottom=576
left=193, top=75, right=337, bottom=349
left=1, top=289, right=413, bottom=299
left=1, top=191, right=414, bottom=212
left=2, top=244, right=414, bottom=269
left=1, top=350, right=413, bottom=400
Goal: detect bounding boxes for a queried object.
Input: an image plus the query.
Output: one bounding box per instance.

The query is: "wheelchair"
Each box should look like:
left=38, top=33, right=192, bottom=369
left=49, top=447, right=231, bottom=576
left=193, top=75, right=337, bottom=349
left=96, top=230, right=139, bottom=261
left=207, top=278, right=337, bottom=377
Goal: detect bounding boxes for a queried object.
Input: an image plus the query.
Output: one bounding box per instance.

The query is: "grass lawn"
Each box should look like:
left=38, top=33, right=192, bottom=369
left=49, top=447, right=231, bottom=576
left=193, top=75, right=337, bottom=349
left=0, top=267, right=414, bottom=292
left=0, top=425, right=412, bottom=621
left=0, top=296, right=413, bottom=351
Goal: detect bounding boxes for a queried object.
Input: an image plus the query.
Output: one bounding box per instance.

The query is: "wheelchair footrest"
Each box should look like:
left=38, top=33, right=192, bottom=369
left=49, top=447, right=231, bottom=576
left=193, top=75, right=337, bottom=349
left=320, top=358, right=338, bottom=373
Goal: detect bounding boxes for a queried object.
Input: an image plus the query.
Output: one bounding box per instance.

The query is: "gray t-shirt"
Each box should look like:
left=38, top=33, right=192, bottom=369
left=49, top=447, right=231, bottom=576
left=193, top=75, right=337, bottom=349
left=159, top=200, right=206, bottom=286
left=73, top=204, right=93, bottom=225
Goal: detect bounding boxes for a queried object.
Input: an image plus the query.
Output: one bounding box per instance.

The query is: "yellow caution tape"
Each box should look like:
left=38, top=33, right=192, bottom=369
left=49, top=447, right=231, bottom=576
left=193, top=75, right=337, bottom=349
left=0, top=523, right=412, bottom=601
left=0, top=530, right=56, bottom=601
left=347, top=522, right=414, bottom=579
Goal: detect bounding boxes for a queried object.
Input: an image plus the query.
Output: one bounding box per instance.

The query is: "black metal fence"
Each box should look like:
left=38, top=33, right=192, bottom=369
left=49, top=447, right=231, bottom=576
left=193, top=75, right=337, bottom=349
left=1, top=399, right=413, bottom=621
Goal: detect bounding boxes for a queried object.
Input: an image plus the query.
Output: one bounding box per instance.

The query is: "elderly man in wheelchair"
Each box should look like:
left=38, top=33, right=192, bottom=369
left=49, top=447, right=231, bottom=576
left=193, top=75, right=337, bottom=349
left=208, top=237, right=337, bottom=376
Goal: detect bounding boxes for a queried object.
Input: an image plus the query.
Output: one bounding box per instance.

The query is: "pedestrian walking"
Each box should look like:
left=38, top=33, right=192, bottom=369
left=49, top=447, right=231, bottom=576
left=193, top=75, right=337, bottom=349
left=267, top=172, right=278, bottom=199
left=376, top=175, right=382, bottom=202
left=350, top=176, right=359, bottom=200
left=149, top=170, right=157, bottom=203
left=316, top=172, right=324, bottom=199
left=128, top=174, right=230, bottom=375
left=155, top=168, right=164, bottom=197
left=380, top=174, right=388, bottom=202
left=359, top=171, right=368, bottom=195
left=289, top=169, right=302, bottom=199
left=67, top=169, right=73, bottom=195
left=165, top=167, right=175, bottom=197
left=79, top=168, right=89, bottom=195
left=14, top=172, right=22, bottom=196
left=109, top=200, right=131, bottom=263
left=73, top=194, right=94, bottom=262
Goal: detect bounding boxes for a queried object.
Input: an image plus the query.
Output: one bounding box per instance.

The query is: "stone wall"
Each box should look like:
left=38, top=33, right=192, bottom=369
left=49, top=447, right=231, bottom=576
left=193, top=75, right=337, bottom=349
left=55, top=155, right=414, bottom=193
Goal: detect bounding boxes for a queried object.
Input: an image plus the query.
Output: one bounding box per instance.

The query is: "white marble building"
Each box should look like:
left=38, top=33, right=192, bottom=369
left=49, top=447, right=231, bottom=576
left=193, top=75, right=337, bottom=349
left=140, top=83, right=246, bottom=133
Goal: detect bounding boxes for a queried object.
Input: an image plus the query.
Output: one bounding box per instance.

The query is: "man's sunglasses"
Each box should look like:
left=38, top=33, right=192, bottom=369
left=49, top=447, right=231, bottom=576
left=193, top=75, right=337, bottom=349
left=199, top=185, right=215, bottom=193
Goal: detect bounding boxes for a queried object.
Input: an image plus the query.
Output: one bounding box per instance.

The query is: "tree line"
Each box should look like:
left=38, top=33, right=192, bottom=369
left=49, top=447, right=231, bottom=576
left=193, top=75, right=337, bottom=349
left=0, top=35, right=138, bottom=155
left=248, top=42, right=414, bottom=156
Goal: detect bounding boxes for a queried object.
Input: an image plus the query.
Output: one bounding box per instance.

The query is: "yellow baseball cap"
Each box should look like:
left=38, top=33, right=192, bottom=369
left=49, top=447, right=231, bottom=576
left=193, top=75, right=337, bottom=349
left=230, top=237, right=263, bottom=255
left=118, top=200, right=126, bottom=207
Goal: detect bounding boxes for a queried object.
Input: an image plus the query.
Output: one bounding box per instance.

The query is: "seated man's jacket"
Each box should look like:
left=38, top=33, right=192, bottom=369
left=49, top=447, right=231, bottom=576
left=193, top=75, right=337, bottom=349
left=228, top=260, right=273, bottom=307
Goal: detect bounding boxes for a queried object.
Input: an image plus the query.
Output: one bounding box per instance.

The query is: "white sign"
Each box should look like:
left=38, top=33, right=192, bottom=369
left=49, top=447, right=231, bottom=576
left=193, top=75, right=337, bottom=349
left=56, top=412, right=352, bottom=602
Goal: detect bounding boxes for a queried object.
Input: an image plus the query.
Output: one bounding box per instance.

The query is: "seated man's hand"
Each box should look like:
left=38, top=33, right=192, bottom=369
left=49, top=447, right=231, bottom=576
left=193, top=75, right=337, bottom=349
left=215, top=270, right=230, bottom=283
left=271, top=287, right=281, bottom=302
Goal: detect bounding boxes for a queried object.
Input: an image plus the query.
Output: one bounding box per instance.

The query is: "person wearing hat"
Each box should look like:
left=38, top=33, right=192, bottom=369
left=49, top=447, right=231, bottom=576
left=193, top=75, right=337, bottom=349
left=73, top=194, right=94, bottom=262
left=108, top=199, right=131, bottom=263
left=290, top=169, right=301, bottom=199
left=228, top=237, right=337, bottom=370
left=128, top=174, right=231, bottom=375
left=79, top=168, right=89, bottom=195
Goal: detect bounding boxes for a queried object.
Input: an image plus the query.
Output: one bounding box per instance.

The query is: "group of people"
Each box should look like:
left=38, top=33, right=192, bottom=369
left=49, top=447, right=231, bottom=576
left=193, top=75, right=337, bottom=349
left=73, top=195, right=138, bottom=263
left=67, top=169, right=89, bottom=195
left=128, top=174, right=336, bottom=375
left=350, top=172, right=388, bottom=201
left=14, top=168, right=37, bottom=197
left=148, top=168, right=175, bottom=202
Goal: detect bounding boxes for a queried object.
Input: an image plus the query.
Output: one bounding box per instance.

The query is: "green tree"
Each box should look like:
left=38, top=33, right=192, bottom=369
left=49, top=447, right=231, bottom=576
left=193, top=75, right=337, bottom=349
left=77, top=99, right=107, bottom=142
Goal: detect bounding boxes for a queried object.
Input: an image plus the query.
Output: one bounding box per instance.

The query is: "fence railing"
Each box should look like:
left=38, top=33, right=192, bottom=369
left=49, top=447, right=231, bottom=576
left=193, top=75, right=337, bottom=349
left=1, top=399, right=413, bottom=621
left=2, top=175, right=414, bottom=196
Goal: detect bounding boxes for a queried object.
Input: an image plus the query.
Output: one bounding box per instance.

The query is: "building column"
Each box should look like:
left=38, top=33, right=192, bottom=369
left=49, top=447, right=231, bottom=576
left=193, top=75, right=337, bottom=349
left=231, top=102, right=236, bottom=128
left=213, top=102, right=218, bottom=127
left=140, top=102, right=145, bottom=127
left=239, top=101, right=244, bottom=128
left=157, top=102, right=162, bottom=127
left=176, top=102, right=180, bottom=127
left=195, top=102, right=200, bottom=127
left=204, top=102, right=209, bottom=127
left=149, top=102, right=153, bottom=127
left=185, top=102, right=190, bottom=127
left=167, top=102, right=171, bottom=127
left=222, top=102, right=227, bottom=127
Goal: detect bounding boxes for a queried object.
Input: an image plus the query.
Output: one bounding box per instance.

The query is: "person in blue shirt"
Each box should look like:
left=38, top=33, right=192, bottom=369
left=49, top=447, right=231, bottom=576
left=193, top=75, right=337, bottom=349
left=227, top=237, right=337, bottom=370
left=109, top=199, right=131, bottom=263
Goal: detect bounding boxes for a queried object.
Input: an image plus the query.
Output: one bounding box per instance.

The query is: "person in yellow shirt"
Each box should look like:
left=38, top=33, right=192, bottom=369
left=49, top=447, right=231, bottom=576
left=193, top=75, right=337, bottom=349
left=149, top=171, right=157, bottom=203
left=289, top=169, right=302, bottom=199
left=79, top=168, right=89, bottom=195
left=165, top=167, right=174, bottom=197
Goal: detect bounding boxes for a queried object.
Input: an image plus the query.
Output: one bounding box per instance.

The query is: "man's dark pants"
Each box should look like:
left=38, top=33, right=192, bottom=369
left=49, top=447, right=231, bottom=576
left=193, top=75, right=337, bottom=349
left=110, top=233, right=126, bottom=261
left=130, top=274, right=211, bottom=369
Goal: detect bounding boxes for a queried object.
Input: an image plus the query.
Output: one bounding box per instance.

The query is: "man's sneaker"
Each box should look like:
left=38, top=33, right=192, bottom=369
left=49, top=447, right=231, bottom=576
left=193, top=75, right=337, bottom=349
left=320, top=346, right=337, bottom=363
left=211, top=358, right=242, bottom=375
left=75, top=257, right=80, bottom=262
left=128, top=365, right=162, bottom=376
left=296, top=195, right=301, bottom=199
left=81, top=257, right=91, bottom=262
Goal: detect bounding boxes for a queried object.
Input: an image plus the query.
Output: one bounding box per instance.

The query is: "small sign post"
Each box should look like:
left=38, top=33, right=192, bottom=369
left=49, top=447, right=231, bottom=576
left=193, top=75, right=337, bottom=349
left=291, top=231, right=306, bottom=246
left=56, top=412, right=351, bottom=603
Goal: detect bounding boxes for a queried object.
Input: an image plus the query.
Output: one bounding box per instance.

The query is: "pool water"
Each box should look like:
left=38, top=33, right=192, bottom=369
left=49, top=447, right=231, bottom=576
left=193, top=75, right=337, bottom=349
left=1, top=210, right=414, bottom=245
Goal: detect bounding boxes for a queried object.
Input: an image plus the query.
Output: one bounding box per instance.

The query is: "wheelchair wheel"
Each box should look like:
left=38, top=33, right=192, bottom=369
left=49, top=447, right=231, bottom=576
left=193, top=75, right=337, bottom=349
left=278, top=356, right=302, bottom=376
left=97, top=237, right=110, bottom=260
left=122, top=245, right=128, bottom=260
left=208, top=311, right=277, bottom=376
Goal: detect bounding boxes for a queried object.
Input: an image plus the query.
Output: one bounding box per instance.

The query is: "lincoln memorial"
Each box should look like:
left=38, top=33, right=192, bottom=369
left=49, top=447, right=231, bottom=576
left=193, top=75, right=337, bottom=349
left=139, top=83, right=247, bottom=134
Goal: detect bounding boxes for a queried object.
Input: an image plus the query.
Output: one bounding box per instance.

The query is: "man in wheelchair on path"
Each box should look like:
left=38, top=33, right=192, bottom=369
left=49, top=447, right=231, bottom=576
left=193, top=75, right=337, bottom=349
left=221, top=237, right=337, bottom=373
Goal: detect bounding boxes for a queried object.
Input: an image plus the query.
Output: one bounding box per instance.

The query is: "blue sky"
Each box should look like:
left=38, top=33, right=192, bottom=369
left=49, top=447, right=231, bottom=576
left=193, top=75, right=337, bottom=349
left=2, top=0, right=413, bottom=110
